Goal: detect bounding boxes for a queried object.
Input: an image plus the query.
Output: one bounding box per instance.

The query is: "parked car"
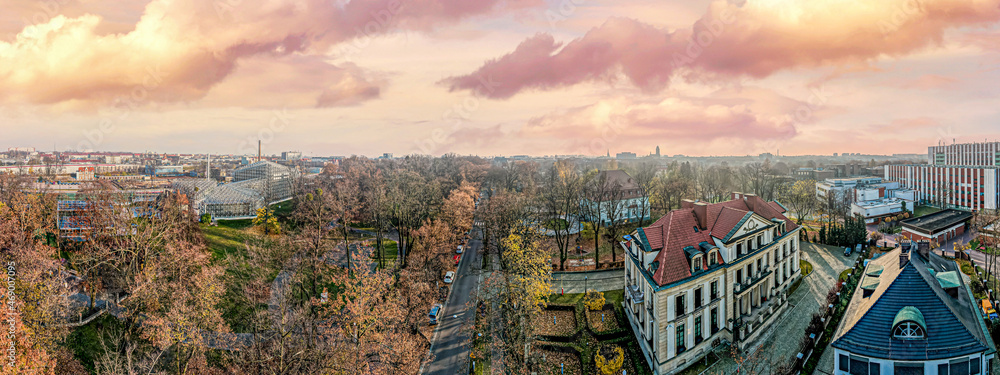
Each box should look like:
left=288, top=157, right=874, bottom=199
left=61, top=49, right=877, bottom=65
left=457, top=245, right=464, bottom=254
left=429, top=304, right=443, bottom=325
left=444, top=271, right=455, bottom=284
left=453, top=254, right=461, bottom=265
left=855, top=244, right=863, bottom=254
left=844, top=247, right=852, bottom=256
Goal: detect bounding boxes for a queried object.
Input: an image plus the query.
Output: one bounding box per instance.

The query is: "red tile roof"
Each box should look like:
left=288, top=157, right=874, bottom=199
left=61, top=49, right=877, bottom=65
left=642, top=194, right=798, bottom=286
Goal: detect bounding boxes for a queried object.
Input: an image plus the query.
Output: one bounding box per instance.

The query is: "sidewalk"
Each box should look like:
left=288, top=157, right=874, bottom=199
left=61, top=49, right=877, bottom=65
left=550, top=268, right=624, bottom=293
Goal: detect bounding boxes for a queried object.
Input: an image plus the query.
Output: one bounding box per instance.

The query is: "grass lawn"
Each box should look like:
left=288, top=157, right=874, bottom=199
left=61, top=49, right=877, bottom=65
left=202, top=220, right=252, bottom=261
left=372, top=239, right=398, bottom=269
left=64, top=314, right=124, bottom=372
left=839, top=268, right=852, bottom=282
left=270, top=199, right=296, bottom=217
left=800, top=260, right=814, bottom=277
left=914, top=205, right=941, bottom=218
left=543, top=218, right=569, bottom=231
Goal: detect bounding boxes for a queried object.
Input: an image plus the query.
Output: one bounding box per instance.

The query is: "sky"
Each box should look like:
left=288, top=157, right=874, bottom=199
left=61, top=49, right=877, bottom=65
left=1, top=0, right=1000, bottom=158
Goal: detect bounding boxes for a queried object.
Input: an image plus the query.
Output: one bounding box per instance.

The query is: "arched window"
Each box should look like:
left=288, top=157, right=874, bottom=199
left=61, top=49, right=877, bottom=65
left=892, top=306, right=926, bottom=340
left=893, top=322, right=924, bottom=339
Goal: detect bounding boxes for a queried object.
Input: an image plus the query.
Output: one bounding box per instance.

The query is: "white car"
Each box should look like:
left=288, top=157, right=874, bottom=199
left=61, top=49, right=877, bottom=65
left=444, top=271, right=455, bottom=284
left=456, top=245, right=464, bottom=254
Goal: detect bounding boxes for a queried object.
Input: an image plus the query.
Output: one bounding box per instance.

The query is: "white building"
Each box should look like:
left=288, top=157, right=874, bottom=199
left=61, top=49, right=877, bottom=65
left=581, top=169, right=650, bottom=226
left=623, top=193, right=801, bottom=374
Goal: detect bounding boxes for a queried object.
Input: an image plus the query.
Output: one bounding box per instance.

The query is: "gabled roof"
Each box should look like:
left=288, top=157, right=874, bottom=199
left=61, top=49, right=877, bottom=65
left=831, top=248, right=993, bottom=360
left=639, top=194, right=798, bottom=286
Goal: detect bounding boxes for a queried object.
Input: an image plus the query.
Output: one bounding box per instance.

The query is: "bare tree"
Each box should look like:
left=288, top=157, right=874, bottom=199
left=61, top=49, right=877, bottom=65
left=542, top=160, right=582, bottom=270
left=626, top=162, right=658, bottom=226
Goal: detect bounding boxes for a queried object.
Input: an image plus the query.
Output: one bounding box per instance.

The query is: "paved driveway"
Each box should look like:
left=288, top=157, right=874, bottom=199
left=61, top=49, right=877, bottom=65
left=711, top=242, right=858, bottom=375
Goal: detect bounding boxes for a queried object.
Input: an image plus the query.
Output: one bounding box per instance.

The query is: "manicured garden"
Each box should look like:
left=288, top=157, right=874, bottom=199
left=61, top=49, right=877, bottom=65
left=527, top=289, right=652, bottom=375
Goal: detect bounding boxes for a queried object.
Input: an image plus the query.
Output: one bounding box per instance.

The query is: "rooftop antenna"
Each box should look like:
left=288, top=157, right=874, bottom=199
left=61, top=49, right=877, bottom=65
left=258, top=140, right=261, bottom=162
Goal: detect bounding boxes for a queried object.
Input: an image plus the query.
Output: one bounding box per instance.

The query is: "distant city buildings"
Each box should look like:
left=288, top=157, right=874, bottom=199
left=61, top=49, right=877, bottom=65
left=281, top=151, right=302, bottom=161
left=616, top=152, right=638, bottom=159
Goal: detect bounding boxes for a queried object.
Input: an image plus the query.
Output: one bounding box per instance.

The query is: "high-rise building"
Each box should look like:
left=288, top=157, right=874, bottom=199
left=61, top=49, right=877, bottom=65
left=886, top=141, right=1000, bottom=211
left=927, top=141, right=1000, bottom=166
left=885, top=164, right=998, bottom=211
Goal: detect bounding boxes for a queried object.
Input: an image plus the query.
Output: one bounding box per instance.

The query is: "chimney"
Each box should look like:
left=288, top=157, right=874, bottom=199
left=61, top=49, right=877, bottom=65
left=744, top=193, right=759, bottom=212
left=732, top=192, right=742, bottom=201
left=899, top=248, right=909, bottom=268
left=258, top=140, right=261, bottom=162
left=917, top=240, right=930, bottom=260
left=694, top=202, right=708, bottom=230
left=681, top=199, right=696, bottom=209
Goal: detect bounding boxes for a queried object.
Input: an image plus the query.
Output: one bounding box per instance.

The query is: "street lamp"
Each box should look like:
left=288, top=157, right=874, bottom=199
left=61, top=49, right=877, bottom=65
left=585, top=275, right=589, bottom=292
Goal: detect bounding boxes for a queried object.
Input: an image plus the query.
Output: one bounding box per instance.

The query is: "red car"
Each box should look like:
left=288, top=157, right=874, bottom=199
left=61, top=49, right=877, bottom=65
left=453, top=254, right=461, bottom=265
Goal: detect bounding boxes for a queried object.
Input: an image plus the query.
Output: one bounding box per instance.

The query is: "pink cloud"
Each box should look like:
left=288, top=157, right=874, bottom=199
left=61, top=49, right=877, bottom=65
left=0, top=0, right=542, bottom=109
left=518, top=91, right=800, bottom=155
left=444, top=0, right=1000, bottom=98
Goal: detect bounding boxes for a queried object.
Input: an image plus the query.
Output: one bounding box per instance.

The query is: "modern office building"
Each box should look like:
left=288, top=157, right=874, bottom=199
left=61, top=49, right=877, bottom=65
left=928, top=141, right=1000, bottom=167
left=885, top=164, right=999, bottom=211
left=622, top=192, right=801, bottom=374
left=830, top=243, right=995, bottom=375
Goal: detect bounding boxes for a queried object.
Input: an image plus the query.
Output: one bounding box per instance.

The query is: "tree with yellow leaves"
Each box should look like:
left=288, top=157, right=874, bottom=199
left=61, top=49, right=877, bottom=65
left=253, top=207, right=281, bottom=235
left=585, top=289, right=606, bottom=311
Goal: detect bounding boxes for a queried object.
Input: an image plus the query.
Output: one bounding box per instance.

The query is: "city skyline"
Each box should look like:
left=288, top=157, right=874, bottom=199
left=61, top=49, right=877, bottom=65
left=2, top=0, right=1000, bottom=157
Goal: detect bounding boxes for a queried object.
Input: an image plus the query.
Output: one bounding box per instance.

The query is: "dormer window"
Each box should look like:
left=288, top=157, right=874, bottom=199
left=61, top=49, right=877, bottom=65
left=708, top=250, right=717, bottom=265
left=892, top=306, right=926, bottom=340
left=692, top=255, right=703, bottom=272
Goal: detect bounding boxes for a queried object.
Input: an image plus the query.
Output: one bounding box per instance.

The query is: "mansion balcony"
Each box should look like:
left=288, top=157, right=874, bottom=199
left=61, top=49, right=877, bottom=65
left=734, top=291, right=789, bottom=344
left=734, top=264, right=771, bottom=295
left=626, top=284, right=644, bottom=304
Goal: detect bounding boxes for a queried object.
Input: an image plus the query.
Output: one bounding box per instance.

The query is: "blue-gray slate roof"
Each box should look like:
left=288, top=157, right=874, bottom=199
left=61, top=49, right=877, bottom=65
left=830, top=250, right=992, bottom=360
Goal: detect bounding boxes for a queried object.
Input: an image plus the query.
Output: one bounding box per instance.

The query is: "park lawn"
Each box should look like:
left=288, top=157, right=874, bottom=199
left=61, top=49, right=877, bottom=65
left=202, top=219, right=252, bottom=261
left=914, top=205, right=941, bottom=218
left=372, top=240, right=399, bottom=269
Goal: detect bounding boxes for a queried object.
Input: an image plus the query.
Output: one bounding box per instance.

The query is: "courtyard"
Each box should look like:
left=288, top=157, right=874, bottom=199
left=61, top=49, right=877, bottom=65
left=707, top=242, right=858, bottom=375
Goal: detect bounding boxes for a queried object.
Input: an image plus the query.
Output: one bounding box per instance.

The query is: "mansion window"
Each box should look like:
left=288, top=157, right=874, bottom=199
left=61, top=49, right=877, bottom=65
left=694, top=288, right=703, bottom=308
left=757, top=235, right=763, bottom=247
left=710, top=307, right=719, bottom=333
left=675, top=295, right=686, bottom=317
left=694, top=316, right=703, bottom=344
left=676, top=323, right=686, bottom=353
left=710, top=281, right=718, bottom=300
left=736, top=243, right=743, bottom=256
left=736, top=269, right=743, bottom=284
left=892, top=322, right=925, bottom=339
left=693, top=255, right=702, bottom=272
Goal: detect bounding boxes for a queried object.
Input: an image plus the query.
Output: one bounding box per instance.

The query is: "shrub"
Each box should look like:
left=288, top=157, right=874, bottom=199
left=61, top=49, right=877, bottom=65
left=595, top=346, right=624, bottom=375
left=585, top=290, right=606, bottom=311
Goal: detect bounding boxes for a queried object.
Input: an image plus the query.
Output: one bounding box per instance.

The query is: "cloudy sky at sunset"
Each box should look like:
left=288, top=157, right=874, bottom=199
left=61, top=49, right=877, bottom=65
left=2, top=0, right=1000, bottom=157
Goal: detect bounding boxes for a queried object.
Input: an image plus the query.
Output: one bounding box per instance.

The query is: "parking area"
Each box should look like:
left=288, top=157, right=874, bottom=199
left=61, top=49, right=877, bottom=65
left=710, top=242, right=858, bottom=374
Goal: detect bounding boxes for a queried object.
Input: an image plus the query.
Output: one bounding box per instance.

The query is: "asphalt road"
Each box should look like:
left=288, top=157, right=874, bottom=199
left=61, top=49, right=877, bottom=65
left=422, top=226, right=484, bottom=375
